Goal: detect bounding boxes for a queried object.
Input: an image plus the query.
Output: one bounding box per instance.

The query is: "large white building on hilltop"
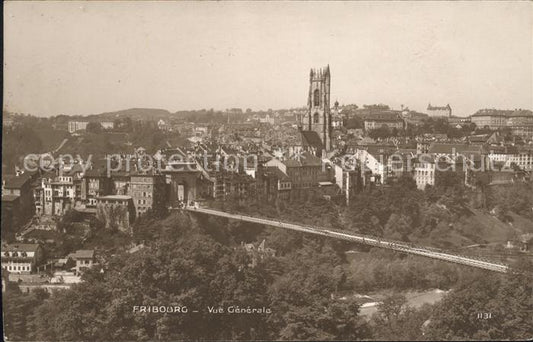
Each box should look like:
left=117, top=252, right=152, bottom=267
left=427, top=103, right=452, bottom=118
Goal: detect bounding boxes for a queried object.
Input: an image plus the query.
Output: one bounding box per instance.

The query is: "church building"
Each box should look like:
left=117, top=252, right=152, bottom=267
left=297, top=66, right=333, bottom=156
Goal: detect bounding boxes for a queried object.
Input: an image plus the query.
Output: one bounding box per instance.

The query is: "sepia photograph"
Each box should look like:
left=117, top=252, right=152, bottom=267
left=2, top=1, right=532, bottom=341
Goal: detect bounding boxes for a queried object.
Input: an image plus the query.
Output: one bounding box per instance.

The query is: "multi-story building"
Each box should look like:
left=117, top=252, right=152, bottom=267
left=68, top=250, right=95, bottom=276
left=427, top=103, right=452, bottom=118
left=361, top=112, right=404, bottom=131
left=413, top=153, right=471, bottom=190
left=129, top=173, right=166, bottom=217
left=274, top=152, right=333, bottom=191
left=1, top=244, right=44, bottom=274
left=209, top=171, right=256, bottom=202
left=257, top=166, right=292, bottom=202
left=470, top=109, right=533, bottom=137
left=100, top=121, right=114, bottom=130
left=507, top=110, right=533, bottom=137
left=487, top=146, right=533, bottom=171
left=2, top=174, right=35, bottom=226
left=1, top=195, right=21, bottom=236
left=413, top=156, right=437, bottom=190
left=49, top=174, right=77, bottom=216
left=347, top=145, right=397, bottom=184
left=81, top=169, right=112, bottom=207
left=333, top=159, right=362, bottom=205
left=67, top=121, right=89, bottom=134
left=471, top=109, right=510, bottom=130
left=68, top=121, right=113, bottom=133
left=111, top=170, right=130, bottom=195
left=428, top=143, right=484, bottom=166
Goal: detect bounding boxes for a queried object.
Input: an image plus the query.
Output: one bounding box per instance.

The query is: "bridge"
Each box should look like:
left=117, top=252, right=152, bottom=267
left=185, top=206, right=509, bottom=273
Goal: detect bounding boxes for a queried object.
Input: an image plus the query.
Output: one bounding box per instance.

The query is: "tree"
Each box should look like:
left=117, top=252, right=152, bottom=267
left=425, top=266, right=533, bottom=340
left=86, top=122, right=103, bottom=133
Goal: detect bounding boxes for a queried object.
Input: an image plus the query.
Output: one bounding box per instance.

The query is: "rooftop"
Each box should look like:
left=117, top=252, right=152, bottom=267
left=265, top=166, right=291, bottom=181
left=471, top=109, right=533, bottom=117
left=68, top=250, right=95, bottom=259
left=97, top=195, right=132, bottom=201
left=299, top=131, right=324, bottom=150
left=283, top=152, right=323, bottom=167
left=1, top=194, right=20, bottom=202
left=428, top=143, right=483, bottom=155
left=2, top=243, right=40, bottom=253
left=2, top=174, right=31, bottom=189
left=360, top=112, right=403, bottom=122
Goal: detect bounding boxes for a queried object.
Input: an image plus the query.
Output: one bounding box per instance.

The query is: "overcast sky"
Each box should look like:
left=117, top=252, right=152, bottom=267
left=4, top=1, right=533, bottom=117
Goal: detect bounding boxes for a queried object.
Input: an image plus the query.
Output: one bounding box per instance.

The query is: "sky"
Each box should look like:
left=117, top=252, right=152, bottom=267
left=4, top=1, right=533, bottom=117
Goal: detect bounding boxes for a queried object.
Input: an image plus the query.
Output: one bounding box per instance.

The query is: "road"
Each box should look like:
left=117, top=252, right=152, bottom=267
left=52, top=138, right=69, bottom=154
left=185, top=207, right=509, bottom=273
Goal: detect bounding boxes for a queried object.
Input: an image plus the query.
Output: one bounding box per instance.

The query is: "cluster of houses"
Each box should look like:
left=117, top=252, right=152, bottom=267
left=2, top=66, right=533, bottom=296
left=4, top=132, right=531, bottom=293
left=1, top=242, right=95, bottom=293
left=4, top=132, right=532, bottom=236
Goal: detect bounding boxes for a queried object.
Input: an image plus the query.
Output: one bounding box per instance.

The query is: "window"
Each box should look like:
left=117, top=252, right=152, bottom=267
left=313, top=112, right=319, bottom=124
left=313, top=89, right=320, bottom=106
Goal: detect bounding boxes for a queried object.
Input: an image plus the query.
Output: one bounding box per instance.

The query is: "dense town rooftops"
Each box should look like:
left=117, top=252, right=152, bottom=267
left=428, top=143, right=484, bottom=155
left=348, top=144, right=398, bottom=158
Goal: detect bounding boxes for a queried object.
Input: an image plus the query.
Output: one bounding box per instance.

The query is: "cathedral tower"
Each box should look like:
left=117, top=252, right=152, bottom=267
left=300, top=65, right=332, bottom=151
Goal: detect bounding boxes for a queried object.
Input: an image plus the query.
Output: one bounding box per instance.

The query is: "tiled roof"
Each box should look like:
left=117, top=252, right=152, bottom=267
left=471, top=109, right=532, bottom=117
left=265, top=167, right=290, bottom=181
left=2, top=243, right=40, bottom=253
left=1, top=195, right=20, bottom=202
left=2, top=174, right=31, bottom=189
left=84, top=168, right=107, bottom=178
left=68, top=249, right=95, bottom=259
left=283, top=152, right=322, bottom=167
left=300, top=131, right=324, bottom=149
left=508, top=110, right=533, bottom=117
left=365, top=114, right=403, bottom=122
left=428, top=143, right=483, bottom=154
left=97, top=195, right=132, bottom=201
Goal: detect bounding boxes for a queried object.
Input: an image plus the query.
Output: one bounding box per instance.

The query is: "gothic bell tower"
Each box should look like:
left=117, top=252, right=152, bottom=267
left=301, top=65, right=332, bottom=151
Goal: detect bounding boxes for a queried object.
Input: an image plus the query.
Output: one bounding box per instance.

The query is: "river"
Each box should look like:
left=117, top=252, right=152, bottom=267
left=348, top=289, right=449, bottom=318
